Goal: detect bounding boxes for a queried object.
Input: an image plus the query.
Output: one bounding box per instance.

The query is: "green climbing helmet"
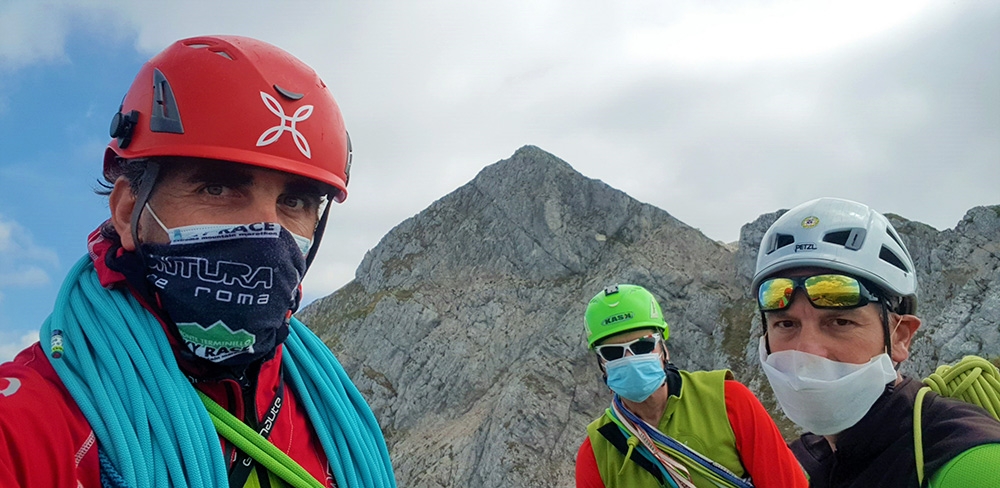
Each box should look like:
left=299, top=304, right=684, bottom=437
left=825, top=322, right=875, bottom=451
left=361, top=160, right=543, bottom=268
left=585, top=284, right=669, bottom=348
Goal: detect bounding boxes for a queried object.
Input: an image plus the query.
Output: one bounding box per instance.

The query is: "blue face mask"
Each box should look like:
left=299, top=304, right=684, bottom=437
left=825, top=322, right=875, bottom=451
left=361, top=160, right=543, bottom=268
left=145, top=203, right=313, bottom=254
left=604, top=353, right=666, bottom=403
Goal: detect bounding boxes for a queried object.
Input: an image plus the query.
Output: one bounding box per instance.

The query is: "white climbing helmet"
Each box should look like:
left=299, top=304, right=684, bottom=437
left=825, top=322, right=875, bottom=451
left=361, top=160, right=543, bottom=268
left=751, top=197, right=918, bottom=314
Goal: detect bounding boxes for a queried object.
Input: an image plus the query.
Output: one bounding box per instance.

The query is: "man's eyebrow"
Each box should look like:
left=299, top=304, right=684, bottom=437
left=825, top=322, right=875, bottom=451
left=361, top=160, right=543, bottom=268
left=767, top=309, right=792, bottom=320
left=284, top=179, right=324, bottom=194
left=184, top=166, right=254, bottom=187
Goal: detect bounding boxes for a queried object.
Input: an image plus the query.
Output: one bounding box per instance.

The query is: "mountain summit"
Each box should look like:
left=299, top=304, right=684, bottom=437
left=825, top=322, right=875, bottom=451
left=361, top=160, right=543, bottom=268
left=298, top=146, right=1000, bottom=487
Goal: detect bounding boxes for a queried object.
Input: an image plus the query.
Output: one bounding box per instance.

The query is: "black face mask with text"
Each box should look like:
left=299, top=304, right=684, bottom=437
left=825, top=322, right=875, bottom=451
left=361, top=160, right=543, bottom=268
left=140, top=223, right=306, bottom=368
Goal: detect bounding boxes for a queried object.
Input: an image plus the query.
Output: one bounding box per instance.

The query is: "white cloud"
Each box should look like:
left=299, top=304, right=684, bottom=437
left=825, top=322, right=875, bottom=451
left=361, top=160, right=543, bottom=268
left=0, top=215, right=58, bottom=288
left=0, top=1, right=70, bottom=69
left=1, top=0, right=997, bottom=300
left=0, top=329, right=39, bottom=363
left=624, top=0, right=938, bottom=68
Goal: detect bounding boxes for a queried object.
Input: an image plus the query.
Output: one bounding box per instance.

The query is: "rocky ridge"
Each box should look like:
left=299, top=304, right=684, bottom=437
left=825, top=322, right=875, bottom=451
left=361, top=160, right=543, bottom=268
left=297, top=146, right=1000, bottom=487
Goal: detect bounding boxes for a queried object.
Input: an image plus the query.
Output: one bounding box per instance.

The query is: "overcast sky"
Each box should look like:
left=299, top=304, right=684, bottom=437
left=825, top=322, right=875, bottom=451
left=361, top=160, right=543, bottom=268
left=1, top=0, right=998, bottom=361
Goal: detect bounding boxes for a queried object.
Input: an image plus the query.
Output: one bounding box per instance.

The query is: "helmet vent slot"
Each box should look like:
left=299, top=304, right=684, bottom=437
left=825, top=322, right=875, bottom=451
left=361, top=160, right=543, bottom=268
left=885, top=226, right=905, bottom=249
left=823, top=230, right=851, bottom=245
left=212, top=50, right=234, bottom=60
left=823, top=228, right=866, bottom=250
left=773, top=234, right=794, bottom=253
left=149, top=69, right=184, bottom=134
left=879, top=246, right=908, bottom=272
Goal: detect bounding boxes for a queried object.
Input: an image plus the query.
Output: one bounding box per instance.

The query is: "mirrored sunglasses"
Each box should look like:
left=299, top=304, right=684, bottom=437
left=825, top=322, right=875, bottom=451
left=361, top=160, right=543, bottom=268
left=594, top=334, right=661, bottom=361
left=757, top=273, right=880, bottom=312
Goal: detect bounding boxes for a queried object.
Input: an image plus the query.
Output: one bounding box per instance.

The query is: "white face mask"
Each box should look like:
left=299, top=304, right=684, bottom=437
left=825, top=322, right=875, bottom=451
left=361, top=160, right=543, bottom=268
left=145, top=203, right=313, bottom=255
left=758, top=337, right=897, bottom=435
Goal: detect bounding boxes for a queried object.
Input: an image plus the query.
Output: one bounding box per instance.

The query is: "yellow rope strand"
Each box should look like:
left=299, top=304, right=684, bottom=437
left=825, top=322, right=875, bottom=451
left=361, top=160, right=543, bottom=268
left=915, top=356, right=1000, bottom=485
left=922, top=356, right=1000, bottom=421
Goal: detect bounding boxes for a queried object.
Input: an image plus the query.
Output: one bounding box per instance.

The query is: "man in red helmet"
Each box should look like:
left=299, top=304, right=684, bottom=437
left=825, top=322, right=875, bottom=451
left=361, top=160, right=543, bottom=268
left=0, top=36, right=395, bottom=488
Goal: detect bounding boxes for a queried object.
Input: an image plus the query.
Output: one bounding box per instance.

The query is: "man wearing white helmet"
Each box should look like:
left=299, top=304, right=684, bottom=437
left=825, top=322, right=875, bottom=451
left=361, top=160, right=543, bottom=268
left=751, top=197, right=1000, bottom=487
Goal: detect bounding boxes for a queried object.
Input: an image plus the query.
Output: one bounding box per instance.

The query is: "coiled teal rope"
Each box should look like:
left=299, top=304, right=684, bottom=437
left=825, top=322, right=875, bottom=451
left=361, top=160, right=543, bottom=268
left=284, top=320, right=396, bottom=488
left=41, top=256, right=396, bottom=487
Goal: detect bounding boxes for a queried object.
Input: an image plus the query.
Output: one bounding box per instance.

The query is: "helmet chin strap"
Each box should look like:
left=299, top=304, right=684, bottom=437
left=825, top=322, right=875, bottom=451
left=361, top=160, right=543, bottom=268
left=125, top=159, right=331, bottom=274
left=759, top=306, right=894, bottom=360
left=303, top=193, right=332, bottom=271
left=128, top=161, right=161, bottom=267
left=760, top=310, right=771, bottom=355
left=879, top=299, right=893, bottom=359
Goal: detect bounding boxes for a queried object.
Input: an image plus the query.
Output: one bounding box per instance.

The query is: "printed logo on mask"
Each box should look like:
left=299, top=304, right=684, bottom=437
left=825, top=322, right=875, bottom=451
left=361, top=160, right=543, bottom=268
left=141, top=225, right=305, bottom=367
left=169, top=222, right=282, bottom=245
left=177, top=321, right=257, bottom=362
left=149, top=256, right=274, bottom=304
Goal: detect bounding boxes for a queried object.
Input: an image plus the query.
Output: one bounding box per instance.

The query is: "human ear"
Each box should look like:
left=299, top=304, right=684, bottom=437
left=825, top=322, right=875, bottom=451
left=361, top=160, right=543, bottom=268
left=109, top=177, right=138, bottom=251
left=889, top=314, right=921, bottom=363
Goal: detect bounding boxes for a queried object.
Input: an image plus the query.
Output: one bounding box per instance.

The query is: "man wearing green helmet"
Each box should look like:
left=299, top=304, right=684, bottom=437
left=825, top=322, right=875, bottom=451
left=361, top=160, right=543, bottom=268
left=752, top=197, right=1000, bottom=487
left=575, top=284, right=807, bottom=488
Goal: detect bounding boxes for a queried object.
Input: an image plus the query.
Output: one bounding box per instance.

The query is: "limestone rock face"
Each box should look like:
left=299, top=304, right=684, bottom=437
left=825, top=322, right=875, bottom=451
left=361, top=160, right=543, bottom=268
left=897, top=206, right=1000, bottom=377
left=297, top=146, right=1000, bottom=487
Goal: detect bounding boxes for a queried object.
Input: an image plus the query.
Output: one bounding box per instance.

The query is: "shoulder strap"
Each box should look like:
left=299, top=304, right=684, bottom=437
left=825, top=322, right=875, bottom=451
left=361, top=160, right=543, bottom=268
left=914, top=386, right=932, bottom=486
left=198, top=390, right=326, bottom=488
left=610, top=396, right=752, bottom=488
left=596, top=422, right=666, bottom=484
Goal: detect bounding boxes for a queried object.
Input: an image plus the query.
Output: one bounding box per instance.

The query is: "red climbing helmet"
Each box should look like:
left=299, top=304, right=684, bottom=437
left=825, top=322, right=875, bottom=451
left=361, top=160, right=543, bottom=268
left=105, top=35, right=351, bottom=202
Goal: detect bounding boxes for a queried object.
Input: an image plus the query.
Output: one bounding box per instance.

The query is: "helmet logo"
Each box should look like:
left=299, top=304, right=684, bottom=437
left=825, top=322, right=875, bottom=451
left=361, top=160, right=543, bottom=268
left=601, top=312, right=634, bottom=326
left=801, top=216, right=820, bottom=228
left=650, top=301, right=661, bottom=319
left=256, top=91, right=314, bottom=158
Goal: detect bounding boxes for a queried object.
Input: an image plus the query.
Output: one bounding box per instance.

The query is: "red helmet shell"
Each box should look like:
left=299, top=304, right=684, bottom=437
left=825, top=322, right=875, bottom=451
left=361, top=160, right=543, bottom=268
left=105, top=35, right=350, bottom=202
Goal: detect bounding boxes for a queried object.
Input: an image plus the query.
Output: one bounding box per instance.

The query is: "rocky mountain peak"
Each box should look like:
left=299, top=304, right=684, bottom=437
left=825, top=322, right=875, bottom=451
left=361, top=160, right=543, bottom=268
left=299, top=147, right=1000, bottom=487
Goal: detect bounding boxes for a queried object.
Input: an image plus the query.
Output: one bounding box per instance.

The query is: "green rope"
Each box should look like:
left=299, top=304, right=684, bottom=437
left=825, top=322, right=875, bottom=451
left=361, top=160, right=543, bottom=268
left=914, top=355, right=1000, bottom=485
left=922, top=356, right=1000, bottom=421
left=914, top=386, right=930, bottom=485
left=198, top=391, right=326, bottom=488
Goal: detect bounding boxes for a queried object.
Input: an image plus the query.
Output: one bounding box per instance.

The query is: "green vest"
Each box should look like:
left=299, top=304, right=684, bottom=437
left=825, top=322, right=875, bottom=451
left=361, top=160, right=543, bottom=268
left=586, top=369, right=745, bottom=488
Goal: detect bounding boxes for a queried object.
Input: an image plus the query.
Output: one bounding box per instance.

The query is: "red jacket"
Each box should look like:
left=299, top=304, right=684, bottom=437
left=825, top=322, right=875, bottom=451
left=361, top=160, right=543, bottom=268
left=0, top=226, right=334, bottom=487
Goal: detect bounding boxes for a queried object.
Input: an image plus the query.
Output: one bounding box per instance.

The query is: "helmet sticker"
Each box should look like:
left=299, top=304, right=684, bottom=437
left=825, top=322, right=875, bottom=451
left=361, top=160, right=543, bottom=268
left=794, top=243, right=818, bottom=252
left=256, top=91, right=314, bottom=158
left=801, top=216, right=820, bottom=228
left=649, top=300, right=661, bottom=319
left=601, top=312, right=634, bottom=327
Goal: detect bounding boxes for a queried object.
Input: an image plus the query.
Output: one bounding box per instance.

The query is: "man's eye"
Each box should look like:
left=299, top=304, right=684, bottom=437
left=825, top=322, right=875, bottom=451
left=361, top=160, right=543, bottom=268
left=770, top=320, right=795, bottom=329
left=204, top=185, right=225, bottom=196
left=833, top=318, right=854, bottom=327
left=281, top=195, right=309, bottom=210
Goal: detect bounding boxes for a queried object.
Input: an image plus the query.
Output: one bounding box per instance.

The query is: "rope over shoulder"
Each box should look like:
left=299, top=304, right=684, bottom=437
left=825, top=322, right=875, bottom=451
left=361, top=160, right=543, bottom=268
left=41, top=255, right=396, bottom=487
left=922, top=356, right=1000, bottom=421
left=914, top=355, right=1000, bottom=485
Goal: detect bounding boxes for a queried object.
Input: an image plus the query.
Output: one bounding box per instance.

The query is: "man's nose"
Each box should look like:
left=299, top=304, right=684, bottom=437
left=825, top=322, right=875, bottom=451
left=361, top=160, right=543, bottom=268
left=243, top=195, right=282, bottom=224
left=791, top=320, right=831, bottom=358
